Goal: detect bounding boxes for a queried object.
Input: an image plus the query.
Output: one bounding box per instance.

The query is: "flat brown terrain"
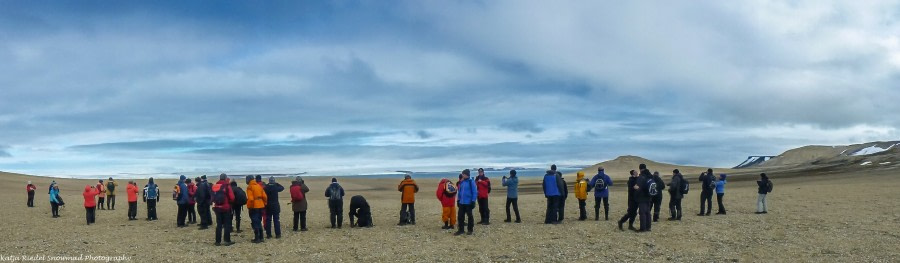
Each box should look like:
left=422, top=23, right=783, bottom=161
left=1, top=168, right=898, bottom=262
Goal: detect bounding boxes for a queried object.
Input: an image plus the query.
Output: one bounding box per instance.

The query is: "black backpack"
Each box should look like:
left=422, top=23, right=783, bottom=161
left=707, top=176, right=716, bottom=190
left=593, top=176, right=606, bottom=192
left=232, top=187, right=247, bottom=205
left=681, top=179, right=690, bottom=195
left=328, top=184, right=343, bottom=201
left=646, top=178, right=659, bottom=197
left=766, top=180, right=774, bottom=193
left=107, top=182, right=116, bottom=192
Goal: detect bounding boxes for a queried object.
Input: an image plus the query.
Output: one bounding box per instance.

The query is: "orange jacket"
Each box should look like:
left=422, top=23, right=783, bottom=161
left=398, top=178, right=419, bottom=204
left=83, top=186, right=100, bottom=208
left=246, top=180, right=268, bottom=209
left=126, top=184, right=139, bottom=202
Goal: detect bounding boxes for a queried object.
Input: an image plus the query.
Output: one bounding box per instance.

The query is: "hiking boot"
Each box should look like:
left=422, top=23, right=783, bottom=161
left=515, top=220, right=521, bottom=223
left=618, top=222, right=624, bottom=231
left=504, top=219, right=511, bottom=223
left=251, top=239, right=263, bottom=244
left=301, top=228, right=308, bottom=231
left=453, top=231, right=465, bottom=236
left=224, top=241, right=235, bottom=246
left=628, top=226, right=637, bottom=231
left=466, top=231, right=473, bottom=235
left=667, top=217, right=677, bottom=221
left=214, top=242, right=221, bottom=246
left=697, top=213, right=705, bottom=216
left=275, top=235, right=282, bottom=239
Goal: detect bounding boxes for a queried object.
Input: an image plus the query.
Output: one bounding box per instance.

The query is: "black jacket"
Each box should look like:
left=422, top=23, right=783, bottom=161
left=264, top=183, right=285, bottom=213
left=195, top=181, right=212, bottom=205
left=699, top=174, right=714, bottom=193
left=635, top=174, right=653, bottom=203
left=557, top=174, right=568, bottom=199
left=668, top=174, right=684, bottom=199
left=757, top=179, right=770, bottom=194
left=231, top=186, right=247, bottom=207
left=653, top=175, right=666, bottom=192
left=626, top=177, right=637, bottom=204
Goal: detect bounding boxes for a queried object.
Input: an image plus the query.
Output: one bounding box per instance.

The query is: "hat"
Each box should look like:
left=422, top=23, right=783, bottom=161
left=331, top=177, right=337, bottom=183
left=245, top=175, right=254, bottom=184
left=99, top=179, right=104, bottom=183
left=462, top=169, right=470, bottom=176
left=597, top=166, right=604, bottom=172
left=477, top=168, right=484, bottom=172
left=230, top=181, right=237, bottom=186
left=639, top=163, right=647, bottom=170
left=509, top=170, right=516, bottom=176
left=201, top=175, right=207, bottom=180
left=108, top=177, right=113, bottom=180
left=673, top=169, right=680, bottom=174
left=219, top=173, right=227, bottom=180
left=255, top=175, right=262, bottom=182
left=179, top=175, right=186, bottom=181
left=720, top=174, right=727, bottom=180
left=269, top=176, right=276, bottom=184
left=551, top=164, right=557, bottom=171
left=404, top=174, right=411, bottom=179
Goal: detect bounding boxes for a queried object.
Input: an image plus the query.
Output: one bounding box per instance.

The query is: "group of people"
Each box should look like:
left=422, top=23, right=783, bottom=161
left=29, top=166, right=774, bottom=245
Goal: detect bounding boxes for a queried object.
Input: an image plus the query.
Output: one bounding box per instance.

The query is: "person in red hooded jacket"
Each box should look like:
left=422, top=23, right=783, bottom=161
left=186, top=178, right=198, bottom=224
left=26, top=181, right=37, bottom=207
left=436, top=178, right=457, bottom=229
left=475, top=168, right=492, bottom=225
left=212, top=174, right=235, bottom=246
left=83, top=185, right=101, bottom=224
left=126, top=181, right=139, bottom=220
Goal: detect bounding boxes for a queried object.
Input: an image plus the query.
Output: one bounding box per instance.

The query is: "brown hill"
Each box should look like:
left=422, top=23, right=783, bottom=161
left=755, top=141, right=900, bottom=169
left=571, top=155, right=735, bottom=179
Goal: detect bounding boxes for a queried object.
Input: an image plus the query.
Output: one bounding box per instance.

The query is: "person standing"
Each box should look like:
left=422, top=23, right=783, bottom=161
left=83, top=185, right=101, bottom=225
left=617, top=170, right=639, bottom=231
left=230, top=181, right=247, bottom=233
left=756, top=173, right=771, bottom=214
left=542, top=169, right=561, bottom=224
left=475, top=168, right=491, bottom=225
left=716, top=174, right=727, bottom=215
left=397, top=175, right=419, bottom=225
left=196, top=176, right=214, bottom=230
left=588, top=167, right=613, bottom=221
left=185, top=178, right=197, bottom=224
left=289, top=177, right=310, bottom=232
left=635, top=167, right=655, bottom=232
left=105, top=177, right=118, bottom=210
left=667, top=169, right=686, bottom=221
left=143, top=178, right=160, bottom=221
left=126, top=181, right=139, bottom=220
left=212, top=174, right=235, bottom=246
left=698, top=169, right=715, bottom=216
left=556, top=170, right=568, bottom=223
left=26, top=181, right=37, bottom=208
left=437, top=178, right=457, bottom=229
left=175, top=175, right=190, bottom=227
left=650, top=171, right=666, bottom=222
left=96, top=180, right=106, bottom=210
left=574, top=171, right=589, bottom=221
left=454, top=169, right=478, bottom=236
left=49, top=184, right=62, bottom=218
left=348, top=195, right=373, bottom=228
left=325, top=178, right=345, bottom=229
left=501, top=170, right=520, bottom=223
left=263, top=177, right=284, bottom=239
left=245, top=175, right=268, bottom=243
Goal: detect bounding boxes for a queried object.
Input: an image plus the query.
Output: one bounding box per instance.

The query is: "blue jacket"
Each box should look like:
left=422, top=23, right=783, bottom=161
left=716, top=180, right=726, bottom=194
left=502, top=176, right=519, bottom=198
left=542, top=172, right=561, bottom=197
left=457, top=178, right=478, bottom=205
left=588, top=172, right=613, bottom=198
left=176, top=175, right=190, bottom=205
left=49, top=188, right=60, bottom=203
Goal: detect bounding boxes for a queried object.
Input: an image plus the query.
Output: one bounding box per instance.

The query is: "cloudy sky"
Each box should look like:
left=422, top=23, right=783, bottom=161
left=2, top=1, right=899, bottom=178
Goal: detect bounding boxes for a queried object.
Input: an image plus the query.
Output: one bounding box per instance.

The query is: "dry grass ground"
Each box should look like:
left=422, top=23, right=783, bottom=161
left=0, top=168, right=898, bottom=262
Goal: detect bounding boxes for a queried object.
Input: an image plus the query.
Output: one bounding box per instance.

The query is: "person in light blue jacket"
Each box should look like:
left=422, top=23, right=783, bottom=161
left=454, top=169, right=478, bottom=236
left=588, top=167, right=614, bottom=221
left=715, top=174, right=727, bottom=215
left=502, top=170, right=520, bottom=223
left=49, top=185, right=62, bottom=218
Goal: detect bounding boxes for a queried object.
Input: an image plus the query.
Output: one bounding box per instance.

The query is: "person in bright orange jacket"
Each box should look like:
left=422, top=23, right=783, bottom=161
left=397, top=175, right=419, bottom=225
left=436, top=178, right=457, bottom=229
left=245, top=175, right=268, bottom=243
left=126, top=181, right=139, bottom=220
left=83, top=185, right=101, bottom=225
left=574, top=172, right=590, bottom=221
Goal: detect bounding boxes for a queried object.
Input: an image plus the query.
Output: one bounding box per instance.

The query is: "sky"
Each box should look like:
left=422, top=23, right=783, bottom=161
left=1, top=0, right=899, bottom=178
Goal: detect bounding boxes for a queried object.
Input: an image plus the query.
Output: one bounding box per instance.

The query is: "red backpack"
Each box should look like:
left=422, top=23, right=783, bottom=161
left=290, top=184, right=305, bottom=202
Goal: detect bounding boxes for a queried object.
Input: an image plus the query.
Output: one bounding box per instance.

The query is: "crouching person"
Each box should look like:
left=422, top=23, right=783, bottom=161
left=349, top=195, right=373, bottom=228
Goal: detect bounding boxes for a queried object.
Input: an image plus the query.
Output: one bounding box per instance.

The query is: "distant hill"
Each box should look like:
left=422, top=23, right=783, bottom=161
left=747, top=141, right=900, bottom=169
left=572, top=155, right=735, bottom=179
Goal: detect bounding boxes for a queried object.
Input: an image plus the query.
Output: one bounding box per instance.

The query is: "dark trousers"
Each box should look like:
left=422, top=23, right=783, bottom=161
left=199, top=203, right=213, bottom=226
left=107, top=195, right=116, bottom=210
left=638, top=202, right=651, bottom=231
left=328, top=200, right=343, bottom=228
left=293, top=211, right=307, bottom=230
left=557, top=197, right=566, bottom=222
left=400, top=203, right=416, bottom=223
left=350, top=208, right=372, bottom=227
left=232, top=205, right=242, bottom=231
left=651, top=195, right=663, bottom=221
left=578, top=199, right=587, bottom=220
left=215, top=210, right=233, bottom=243
left=187, top=204, right=196, bottom=223
left=544, top=196, right=560, bottom=224
left=85, top=207, right=96, bottom=224
left=265, top=211, right=281, bottom=237
left=177, top=204, right=188, bottom=226
left=716, top=193, right=726, bottom=213
left=51, top=202, right=60, bottom=217
left=669, top=196, right=682, bottom=219
left=594, top=196, right=609, bottom=220
left=457, top=203, right=475, bottom=232
left=128, top=201, right=137, bottom=219
left=618, top=201, right=637, bottom=228
left=505, top=198, right=520, bottom=221
left=146, top=199, right=158, bottom=220
left=477, top=198, right=490, bottom=223
left=700, top=191, right=713, bottom=215
left=249, top=208, right=264, bottom=240
left=98, top=197, right=105, bottom=210
left=28, top=192, right=35, bottom=207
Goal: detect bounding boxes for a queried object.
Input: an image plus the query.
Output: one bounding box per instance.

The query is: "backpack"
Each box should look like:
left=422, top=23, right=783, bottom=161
left=172, top=186, right=179, bottom=200
left=232, top=187, right=247, bottom=205
left=107, top=182, right=116, bottom=192
left=707, top=176, right=716, bottom=190
left=646, top=178, right=659, bottom=197
left=328, top=184, right=342, bottom=201
left=682, top=180, right=690, bottom=195
left=766, top=180, right=774, bottom=193
left=146, top=185, right=159, bottom=199
left=212, top=184, right=229, bottom=207
left=291, top=185, right=305, bottom=202
left=594, top=176, right=606, bottom=192
left=445, top=182, right=457, bottom=194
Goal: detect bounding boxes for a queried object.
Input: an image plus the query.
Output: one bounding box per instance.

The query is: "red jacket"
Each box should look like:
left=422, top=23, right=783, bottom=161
left=212, top=180, right=235, bottom=211
left=126, top=184, right=139, bottom=202
left=26, top=184, right=36, bottom=193
left=476, top=176, right=491, bottom=199
left=83, top=186, right=100, bottom=208
left=187, top=182, right=197, bottom=205
left=436, top=179, right=456, bottom=207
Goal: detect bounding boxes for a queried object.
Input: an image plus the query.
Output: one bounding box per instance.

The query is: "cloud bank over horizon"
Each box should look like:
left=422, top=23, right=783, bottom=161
left=1, top=1, right=899, bottom=177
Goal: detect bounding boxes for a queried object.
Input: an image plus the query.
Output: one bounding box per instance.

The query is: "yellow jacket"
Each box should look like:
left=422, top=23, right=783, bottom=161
left=574, top=172, right=588, bottom=200
left=246, top=180, right=268, bottom=209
